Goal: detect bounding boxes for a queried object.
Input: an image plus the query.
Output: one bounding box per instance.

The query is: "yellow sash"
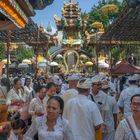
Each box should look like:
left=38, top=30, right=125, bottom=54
left=95, top=128, right=102, bottom=140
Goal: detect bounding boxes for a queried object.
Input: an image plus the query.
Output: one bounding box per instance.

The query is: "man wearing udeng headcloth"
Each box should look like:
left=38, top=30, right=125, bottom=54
left=63, top=78, right=103, bottom=140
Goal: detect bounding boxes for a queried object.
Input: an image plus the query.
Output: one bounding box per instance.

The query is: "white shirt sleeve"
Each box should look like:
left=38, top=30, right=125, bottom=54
left=115, top=121, right=125, bottom=140
left=6, top=91, right=15, bottom=105
left=63, top=119, right=74, bottom=140
left=112, top=97, right=119, bottom=114
left=24, top=118, right=38, bottom=140
left=28, top=99, right=36, bottom=116
left=91, top=104, right=103, bottom=127
left=117, top=91, right=125, bottom=107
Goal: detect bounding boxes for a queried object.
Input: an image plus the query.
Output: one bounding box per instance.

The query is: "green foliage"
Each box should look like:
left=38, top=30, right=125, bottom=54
left=15, top=47, right=34, bottom=62
left=82, top=0, right=126, bottom=62
left=87, top=0, right=123, bottom=31
left=0, top=42, right=6, bottom=61
left=111, top=46, right=122, bottom=64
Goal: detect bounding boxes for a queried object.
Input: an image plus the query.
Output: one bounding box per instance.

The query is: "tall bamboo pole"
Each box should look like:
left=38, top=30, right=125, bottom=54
left=6, top=30, right=11, bottom=79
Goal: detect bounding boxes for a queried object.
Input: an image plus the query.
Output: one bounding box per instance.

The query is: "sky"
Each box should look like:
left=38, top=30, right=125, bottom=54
left=32, top=0, right=99, bottom=32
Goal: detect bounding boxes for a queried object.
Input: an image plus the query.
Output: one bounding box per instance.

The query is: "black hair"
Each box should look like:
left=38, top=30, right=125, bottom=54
left=11, top=119, right=27, bottom=134
left=119, top=76, right=127, bottom=92
left=102, top=88, right=110, bottom=94
left=46, top=82, right=56, bottom=90
left=24, top=77, right=31, bottom=86
left=38, top=85, right=46, bottom=92
left=129, top=80, right=137, bottom=85
left=92, top=82, right=102, bottom=86
left=13, top=78, right=21, bottom=85
left=130, top=94, right=140, bottom=102
left=47, top=96, right=64, bottom=117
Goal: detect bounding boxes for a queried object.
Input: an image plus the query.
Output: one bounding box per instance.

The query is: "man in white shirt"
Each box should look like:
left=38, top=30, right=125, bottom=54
left=28, top=85, right=47, bottom=122
left=63, top=78, right=103, bottom=140
left=118, top=74, right=140, bottom=117
left=89, top=76, right=109, bottom=117
left=52, top=75, right=63, bottom=95
left=61, top=74, right=79, bottom=105
left=101, top=80, right=119, bottom=140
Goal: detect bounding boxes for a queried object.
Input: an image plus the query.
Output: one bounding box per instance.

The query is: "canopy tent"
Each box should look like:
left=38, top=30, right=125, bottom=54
left=110, top=60, right=140, bottom=74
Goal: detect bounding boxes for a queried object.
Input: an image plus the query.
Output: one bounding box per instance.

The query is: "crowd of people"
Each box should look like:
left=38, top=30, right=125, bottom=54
left=0, top=72, right=140, bottom=140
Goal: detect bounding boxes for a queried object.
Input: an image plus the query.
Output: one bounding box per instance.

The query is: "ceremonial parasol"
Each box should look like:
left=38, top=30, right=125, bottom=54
left=22, top=59, right=32, bottom=64
left=2, top=59, right=11, bottom=64
left=92, top=22, right=103, bottom=30
left=85, top=61, right=93, bottom=67
left=100, top=4, right=118, bottom=14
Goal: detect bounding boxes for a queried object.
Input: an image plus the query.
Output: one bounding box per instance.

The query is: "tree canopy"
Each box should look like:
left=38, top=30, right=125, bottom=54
left=87, top=0, right=126, bottom=32
left=0, top=42, right=6, bottom=61
left=15, top=46, right=34, bottom=63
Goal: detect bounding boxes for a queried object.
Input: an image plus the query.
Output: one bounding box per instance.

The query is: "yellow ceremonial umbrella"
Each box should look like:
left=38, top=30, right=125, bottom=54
left=37, top=54, right=44, bottom=62
left=80, top=54, right=88, bottom=60
left=85, top=61, right=93, bottom=67
left=2, top=59, right=11, bottom=64
left=22, top=59, right=32, bottom=64
left=100, top=4, right=118, bottom=14
left=92, top=22, right=103, bottom=30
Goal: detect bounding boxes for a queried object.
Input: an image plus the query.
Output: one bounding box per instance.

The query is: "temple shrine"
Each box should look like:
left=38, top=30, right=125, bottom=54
left=53, top=0, right=89, bottom=73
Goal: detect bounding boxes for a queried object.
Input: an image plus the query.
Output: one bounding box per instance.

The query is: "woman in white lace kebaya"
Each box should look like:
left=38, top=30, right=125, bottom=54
left=24, top=78, right=34, bottom=102
left=24, top=96, right=74, bottom=140
left=115, top=94, right=140, bottom=140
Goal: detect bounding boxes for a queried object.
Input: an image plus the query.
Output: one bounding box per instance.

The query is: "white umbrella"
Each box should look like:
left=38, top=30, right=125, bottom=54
left=98, top=60, right=109, bottom=68
left=116, top=61, right=121, bottom=65
left=22, top=59, right=32, bottom=64
left=2, top=59, right=11, bottom=64
left=38, top=62, right=47, bottom=67
left=80, top=54, right=88, bottom=59
left=18, top=63, right=29, bottom=68
left=56, top=54, right=63, bottom=59
left=49, top=61, right=58, bottom=66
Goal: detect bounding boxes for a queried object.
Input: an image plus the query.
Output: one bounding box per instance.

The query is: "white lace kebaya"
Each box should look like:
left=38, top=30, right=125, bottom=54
left=115, top=115, right=140, bottom=140
left=24, top=115, right=74, bottom=140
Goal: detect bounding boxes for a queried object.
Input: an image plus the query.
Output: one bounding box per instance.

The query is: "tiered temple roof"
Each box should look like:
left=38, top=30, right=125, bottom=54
left=54, top=0, right=83, bottom=30
left=0, top=0, right=54, bottom=29
left=29, top=0, right=54, bottom=10
left=0, top=19, right=58, bottom=47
